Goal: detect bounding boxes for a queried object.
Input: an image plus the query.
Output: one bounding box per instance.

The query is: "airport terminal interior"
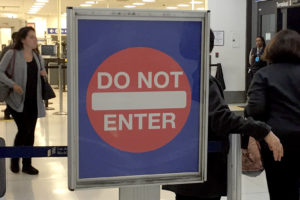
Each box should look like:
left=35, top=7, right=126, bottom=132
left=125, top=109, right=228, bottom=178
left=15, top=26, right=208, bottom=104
left=0, top=0, right=300, bottom=199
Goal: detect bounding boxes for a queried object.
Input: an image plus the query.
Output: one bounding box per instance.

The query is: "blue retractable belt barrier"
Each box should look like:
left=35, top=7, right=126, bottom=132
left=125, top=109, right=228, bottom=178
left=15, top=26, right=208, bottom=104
left=208, top=141, right=224, bottom=153
left=0, top=142, right=223, bottom=158
left=0, top=146, right=67, bottom=158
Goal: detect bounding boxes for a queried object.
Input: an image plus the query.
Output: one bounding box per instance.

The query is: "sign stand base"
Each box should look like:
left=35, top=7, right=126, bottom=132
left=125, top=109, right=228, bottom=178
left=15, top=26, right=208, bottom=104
left=119, top=185, right=160, bottom=200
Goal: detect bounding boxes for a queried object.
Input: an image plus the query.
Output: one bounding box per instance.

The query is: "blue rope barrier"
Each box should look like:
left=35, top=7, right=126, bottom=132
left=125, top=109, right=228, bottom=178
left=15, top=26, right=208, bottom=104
left=0, top=146, right=67, bottom=158
left=0, top=141, right=223, bottom=158
left=208, top=141, right=224, bottom=153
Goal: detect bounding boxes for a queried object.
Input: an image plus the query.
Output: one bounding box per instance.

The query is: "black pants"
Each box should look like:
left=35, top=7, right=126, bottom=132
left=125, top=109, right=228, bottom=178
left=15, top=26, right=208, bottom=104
left=176, top=194, right=221, bottom=200
left=261, top=142, right=300, bottom=200
left=4, top=106, right=10, bottom=117
left=8, top=99, right=37, bottom=166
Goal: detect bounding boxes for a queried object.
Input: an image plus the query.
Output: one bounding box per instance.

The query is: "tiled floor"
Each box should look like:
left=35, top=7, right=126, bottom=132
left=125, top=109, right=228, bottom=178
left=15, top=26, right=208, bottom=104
left=0, top=90, right=270, bottom=200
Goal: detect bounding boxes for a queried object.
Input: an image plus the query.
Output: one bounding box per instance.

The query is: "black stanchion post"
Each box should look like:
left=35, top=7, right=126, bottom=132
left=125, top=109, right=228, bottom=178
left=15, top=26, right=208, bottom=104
left=54, top=61, right=67, bottom=115
left=45, top=62, right=55, bottom=111
left=0, top=138, right=6, bottom=198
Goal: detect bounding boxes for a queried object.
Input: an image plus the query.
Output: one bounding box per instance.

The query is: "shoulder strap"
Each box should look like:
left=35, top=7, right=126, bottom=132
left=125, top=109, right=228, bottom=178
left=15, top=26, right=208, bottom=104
left=5, top=50, right=16, bottom=78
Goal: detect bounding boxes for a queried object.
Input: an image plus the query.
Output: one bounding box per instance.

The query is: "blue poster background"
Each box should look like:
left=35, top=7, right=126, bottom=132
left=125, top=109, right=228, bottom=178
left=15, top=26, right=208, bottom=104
left=78, top=19, right=203, bottom=179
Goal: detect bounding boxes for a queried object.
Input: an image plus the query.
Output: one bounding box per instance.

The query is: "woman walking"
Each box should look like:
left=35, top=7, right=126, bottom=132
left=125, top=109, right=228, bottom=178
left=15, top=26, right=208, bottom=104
left=0, top=27, right=46, bottom=175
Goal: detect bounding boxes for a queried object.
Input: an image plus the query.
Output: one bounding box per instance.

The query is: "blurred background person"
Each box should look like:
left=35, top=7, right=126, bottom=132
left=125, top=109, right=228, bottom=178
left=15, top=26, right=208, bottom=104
left=248, top=36, right=267, bottom=85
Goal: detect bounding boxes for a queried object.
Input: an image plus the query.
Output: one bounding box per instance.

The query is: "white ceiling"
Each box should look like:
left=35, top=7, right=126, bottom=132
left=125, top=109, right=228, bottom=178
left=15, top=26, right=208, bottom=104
left=0, top=0, right=206, bottom=18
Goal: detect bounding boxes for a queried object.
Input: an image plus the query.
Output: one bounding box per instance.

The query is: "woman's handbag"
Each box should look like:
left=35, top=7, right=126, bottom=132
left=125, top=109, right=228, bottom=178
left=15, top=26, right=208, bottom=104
left=0, top=50, right=16, bottom=102
left=41, top=76, right=56, bottom=100
left=242, top=136, right=264, bottom=175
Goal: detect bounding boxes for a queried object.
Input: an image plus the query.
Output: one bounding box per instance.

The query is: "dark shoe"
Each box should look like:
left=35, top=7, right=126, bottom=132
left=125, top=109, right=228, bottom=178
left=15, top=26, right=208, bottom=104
left=4, top=109, right=11, bottom=120
left=22, top=166, right=39, bottom=175
left=4, top=114, right=11, bottom=120
left=10, top=159, right=20, bottom=173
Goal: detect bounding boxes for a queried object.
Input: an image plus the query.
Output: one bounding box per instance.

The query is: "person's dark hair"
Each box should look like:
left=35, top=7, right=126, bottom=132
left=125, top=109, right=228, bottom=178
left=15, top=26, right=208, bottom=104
left=262, top=29, right=300, bottom=64
left=14, top=26, right=36, bottom=50
left=210, top=29, right=215, bottom=53
left=11, top=32, right=18, bottom=42
left=257, top=36, right=266, bottom=48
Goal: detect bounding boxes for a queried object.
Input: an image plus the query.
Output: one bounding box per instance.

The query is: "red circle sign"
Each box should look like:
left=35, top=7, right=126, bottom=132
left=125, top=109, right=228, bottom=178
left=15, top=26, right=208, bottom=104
left=86, top=47, right=191, bottom=153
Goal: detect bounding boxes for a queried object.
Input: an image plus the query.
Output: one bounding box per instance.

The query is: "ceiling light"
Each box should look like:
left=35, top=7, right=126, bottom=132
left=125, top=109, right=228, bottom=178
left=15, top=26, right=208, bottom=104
left=28, top=10, right=39, bottom=13
left=124, top=5, right=136, bottom=8
left=36, top=0, right=49, bottom=2
left=197, top=8, right=205, bottom=10
left=32, top=5, right=43, bottom=8
left=86, top=1, right=96, bottom=4
left=178, top=4, right=189, bottom=7
left=34, top=2, right=45, bottom=6
left=27, top=10, right=37, bottom=14
left=133, top=2, right=145, bottom=5
left=190, top=1, right=203, bottom=4
left=166, top=7, right=178, bottom=9
left=30, top=8, right=41, bottom=11
left=80, top=4, right=92, bottom=7
left=142, top=0, right=155, bottom=2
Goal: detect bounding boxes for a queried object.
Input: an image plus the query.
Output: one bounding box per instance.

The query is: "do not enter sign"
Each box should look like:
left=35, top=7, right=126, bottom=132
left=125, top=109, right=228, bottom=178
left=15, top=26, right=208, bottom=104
left=86, top=47, right=191, bottom=153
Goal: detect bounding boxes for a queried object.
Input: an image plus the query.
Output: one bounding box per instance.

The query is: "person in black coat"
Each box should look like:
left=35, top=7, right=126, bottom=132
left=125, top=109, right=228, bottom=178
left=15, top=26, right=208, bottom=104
left=245, top=29, right=300, bottom=200
left=163, top=31, right=284, bottom=200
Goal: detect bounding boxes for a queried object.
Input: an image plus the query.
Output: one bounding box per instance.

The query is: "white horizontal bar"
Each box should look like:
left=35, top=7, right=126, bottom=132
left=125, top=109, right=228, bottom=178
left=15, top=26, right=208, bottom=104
left=92, top=91, right=186, bottom=111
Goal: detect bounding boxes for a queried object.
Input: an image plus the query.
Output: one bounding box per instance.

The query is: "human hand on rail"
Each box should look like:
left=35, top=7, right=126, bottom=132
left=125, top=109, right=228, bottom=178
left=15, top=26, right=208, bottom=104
left=264, top=131, right=284, bottom=161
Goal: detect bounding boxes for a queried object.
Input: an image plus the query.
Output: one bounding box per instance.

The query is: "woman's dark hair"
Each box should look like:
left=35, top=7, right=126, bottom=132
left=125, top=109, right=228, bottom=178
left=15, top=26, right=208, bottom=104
left=14, top=26, right=36, bottom=50
left=256, top=36, right=266, bottom=48
left=262, top=29, right=300, bottom=64
left=11, top=32, right=18, bottom=41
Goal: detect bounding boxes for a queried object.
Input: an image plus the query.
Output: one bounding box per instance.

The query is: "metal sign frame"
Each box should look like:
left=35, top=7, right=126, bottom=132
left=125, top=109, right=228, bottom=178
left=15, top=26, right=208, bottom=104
left=67, top=7, right=210, bottom=190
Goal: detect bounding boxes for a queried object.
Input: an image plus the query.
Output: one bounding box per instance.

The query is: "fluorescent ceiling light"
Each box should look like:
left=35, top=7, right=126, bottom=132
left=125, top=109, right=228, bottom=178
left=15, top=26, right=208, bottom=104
left=124, top=5, right=136, bottom=8
left=197, top=7, right=205, bottom=10
left=133, top=2, right=145, bottom=5
left=36, top=0, right=48, bottom=2
left=30, top=8, right=40, bottom=11
left=32, top=5, right=43, bottom=8
left=166, top=7, right=178, bottom=9
left=142, top=0, right=155, bottom=2
left=80, top=4, right=92, bottom=7
left=34, top=2, right=45, bottom=6
left=27, top=11, right=37, bottom=14
left=86, top=1, right=96, bottom=4
left=178, top=4, right=189, bottom=7
left=190, top=1, right=203, bottom=4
